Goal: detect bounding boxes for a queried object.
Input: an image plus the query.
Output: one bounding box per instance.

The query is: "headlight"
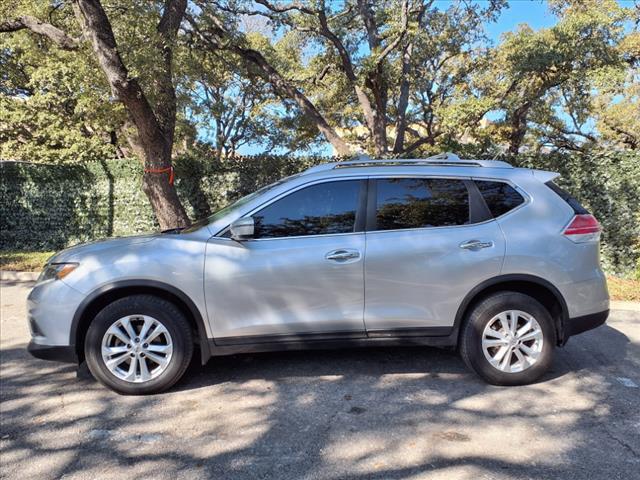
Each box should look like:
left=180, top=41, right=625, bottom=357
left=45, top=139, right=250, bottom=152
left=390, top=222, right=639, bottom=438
left=38, top=263, right=79, bottom=283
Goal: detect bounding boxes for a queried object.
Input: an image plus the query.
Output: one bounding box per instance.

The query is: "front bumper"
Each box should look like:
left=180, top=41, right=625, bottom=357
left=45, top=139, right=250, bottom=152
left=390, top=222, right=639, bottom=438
left=565, top=309, right=609, bottom=338
left=27, top=340, right=77, bottom=363
left=27, top=277, right=85, bottom=346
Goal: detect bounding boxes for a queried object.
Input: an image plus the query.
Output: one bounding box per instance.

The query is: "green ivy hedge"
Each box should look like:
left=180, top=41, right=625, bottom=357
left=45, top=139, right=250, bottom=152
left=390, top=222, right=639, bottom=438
left=507, top=151, right=639, bottom=275
left=1, top=151, right=638, bottom=274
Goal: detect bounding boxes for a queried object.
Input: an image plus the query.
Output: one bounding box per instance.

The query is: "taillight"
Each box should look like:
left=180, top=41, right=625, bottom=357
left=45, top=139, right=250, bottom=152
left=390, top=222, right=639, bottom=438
left=563, top=214, right=601, bottom=242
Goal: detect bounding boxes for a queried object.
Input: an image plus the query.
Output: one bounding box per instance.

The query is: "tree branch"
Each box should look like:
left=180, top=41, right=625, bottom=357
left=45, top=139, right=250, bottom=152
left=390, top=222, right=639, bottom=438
left=249, top=0, right=383, bottom=152
left=315, top=4, right=358, bottom=82
left=373, top=0, right=409, bottom=68
left=0, top=15, right=80, bottom=50
left=393, top=2, right=428, bottom=153
left=357, top=0, right=380, bottom=50
left=158, top=0, right=187, bottom=36
left=187, top=12, right=352, bottom=155
left=154, top=0, right=188, bottom=149
left=254, top=0, right=316, bottom=16
left=402, top=135, right=434, bottom=156
left=73, top=0, right=168, bottom=161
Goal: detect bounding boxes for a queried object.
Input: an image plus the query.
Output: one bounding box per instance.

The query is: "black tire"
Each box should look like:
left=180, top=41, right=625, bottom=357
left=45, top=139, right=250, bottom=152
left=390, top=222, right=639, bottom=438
left=84, top=295, right=193, bottom=395
left=459, top=291, right=556, bottom=386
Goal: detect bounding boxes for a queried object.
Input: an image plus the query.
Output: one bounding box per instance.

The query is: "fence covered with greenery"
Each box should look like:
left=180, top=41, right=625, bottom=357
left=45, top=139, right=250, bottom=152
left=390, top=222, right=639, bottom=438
left=1, top=152, right=638, bottom=275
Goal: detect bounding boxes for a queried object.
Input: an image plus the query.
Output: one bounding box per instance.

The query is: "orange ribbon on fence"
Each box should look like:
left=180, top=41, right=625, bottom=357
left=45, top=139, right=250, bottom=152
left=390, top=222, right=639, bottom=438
left=144, top=165, right=175, bottom=185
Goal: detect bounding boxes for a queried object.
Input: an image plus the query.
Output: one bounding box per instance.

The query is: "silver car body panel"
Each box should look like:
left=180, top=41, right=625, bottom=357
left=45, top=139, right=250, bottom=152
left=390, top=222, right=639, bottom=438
left=30, top=231, right=213, bottom=345
left=205, top=233, right=366, bottom=339
left=26, top=161, right=609, bottom=358
left=494, top=172, right=609, bottom=318
left=364, top=219, right=506, bottom=331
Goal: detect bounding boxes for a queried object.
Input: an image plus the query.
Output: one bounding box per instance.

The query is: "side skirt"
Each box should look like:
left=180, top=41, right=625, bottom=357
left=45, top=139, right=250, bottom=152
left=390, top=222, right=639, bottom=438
left=207, top=328, right=455, bottom=357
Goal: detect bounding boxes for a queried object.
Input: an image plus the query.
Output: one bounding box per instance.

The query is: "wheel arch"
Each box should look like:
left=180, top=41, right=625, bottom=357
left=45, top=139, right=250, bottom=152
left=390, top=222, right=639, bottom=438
left=454, top=274, right=569, bottom=346
left=71, top=280, right=211, bottom=364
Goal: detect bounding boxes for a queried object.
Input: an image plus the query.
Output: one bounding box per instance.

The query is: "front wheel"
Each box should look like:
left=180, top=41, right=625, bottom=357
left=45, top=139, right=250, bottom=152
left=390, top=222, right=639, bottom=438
left=85, top=295, right=193, bottom=395
left=459, top=292, right=556, bottom=386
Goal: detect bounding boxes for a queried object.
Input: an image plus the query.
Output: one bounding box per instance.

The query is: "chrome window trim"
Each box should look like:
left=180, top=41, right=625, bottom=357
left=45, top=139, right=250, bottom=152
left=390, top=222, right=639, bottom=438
left=242, top=230, right=365, bottom=243
left=214, top=173, right=531, bottom=239
left=365, top=219, right=499, bottom=235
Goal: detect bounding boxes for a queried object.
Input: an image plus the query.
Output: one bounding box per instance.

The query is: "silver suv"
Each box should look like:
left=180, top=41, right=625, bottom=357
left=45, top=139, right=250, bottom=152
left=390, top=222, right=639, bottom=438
left=27, top=153, right=609, bottom=394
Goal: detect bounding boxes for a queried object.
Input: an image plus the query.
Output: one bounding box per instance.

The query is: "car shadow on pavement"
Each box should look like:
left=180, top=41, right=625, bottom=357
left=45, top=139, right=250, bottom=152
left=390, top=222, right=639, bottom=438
left=1, top=323, right=637, bottom=479
left=175, top=324, right=631, bottom=390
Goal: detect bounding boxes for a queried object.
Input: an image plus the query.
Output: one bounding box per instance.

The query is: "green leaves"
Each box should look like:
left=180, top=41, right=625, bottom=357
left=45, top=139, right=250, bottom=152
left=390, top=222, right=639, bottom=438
left=2, top=0, right=638, bottom=159
left=0, top=3, right=120, bottom=163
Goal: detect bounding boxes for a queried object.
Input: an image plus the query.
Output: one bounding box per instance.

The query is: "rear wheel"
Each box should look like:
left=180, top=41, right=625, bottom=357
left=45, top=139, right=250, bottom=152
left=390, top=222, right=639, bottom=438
left=460, top=292, right=556, bottom=386
left=85, top=295, right=193, bottom=395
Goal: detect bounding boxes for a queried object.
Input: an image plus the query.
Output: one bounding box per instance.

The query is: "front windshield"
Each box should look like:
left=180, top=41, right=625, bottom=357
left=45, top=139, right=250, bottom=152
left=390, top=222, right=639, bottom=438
left=181, top=173, right=302, bottom=233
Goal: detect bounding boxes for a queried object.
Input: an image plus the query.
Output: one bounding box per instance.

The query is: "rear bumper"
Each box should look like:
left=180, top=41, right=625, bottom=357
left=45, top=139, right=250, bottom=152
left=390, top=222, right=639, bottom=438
left=565, top=309, right=609, bottom=338
left=27, top=340, right=77, bottom=363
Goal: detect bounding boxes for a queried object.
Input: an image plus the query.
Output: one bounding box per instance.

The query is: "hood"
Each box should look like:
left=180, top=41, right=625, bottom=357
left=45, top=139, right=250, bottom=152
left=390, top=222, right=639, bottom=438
left=49, top=234, right=158, bottom=263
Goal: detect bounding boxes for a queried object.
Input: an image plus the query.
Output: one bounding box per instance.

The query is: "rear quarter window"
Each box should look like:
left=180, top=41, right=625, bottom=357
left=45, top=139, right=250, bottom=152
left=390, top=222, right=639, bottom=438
left=475, top=180, right=525, bottom=217
left=544, top=181, right=589, bottom=214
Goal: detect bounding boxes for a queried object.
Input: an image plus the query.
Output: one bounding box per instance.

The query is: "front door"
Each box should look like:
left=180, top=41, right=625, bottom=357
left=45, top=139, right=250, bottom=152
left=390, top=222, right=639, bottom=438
left=364, top=177, right=506, bottom=335
left=205, top=179, right=367, bottom=342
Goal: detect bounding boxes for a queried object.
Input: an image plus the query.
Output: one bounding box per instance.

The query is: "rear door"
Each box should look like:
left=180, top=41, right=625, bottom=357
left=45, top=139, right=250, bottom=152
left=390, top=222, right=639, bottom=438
left=363, top=176, right=507, bottom=335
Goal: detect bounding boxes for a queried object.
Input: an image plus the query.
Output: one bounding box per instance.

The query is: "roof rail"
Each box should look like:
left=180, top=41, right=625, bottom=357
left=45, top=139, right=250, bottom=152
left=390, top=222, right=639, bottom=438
left=302, top=152, right=512, bottom=175
left=425, top=152, right=461, bottom=161
left=333, top=152, right=512, bottom=169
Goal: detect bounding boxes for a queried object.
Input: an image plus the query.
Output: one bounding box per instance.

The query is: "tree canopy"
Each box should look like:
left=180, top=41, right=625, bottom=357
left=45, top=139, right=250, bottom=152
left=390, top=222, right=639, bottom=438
left=1, top=0, right=638, bottom=226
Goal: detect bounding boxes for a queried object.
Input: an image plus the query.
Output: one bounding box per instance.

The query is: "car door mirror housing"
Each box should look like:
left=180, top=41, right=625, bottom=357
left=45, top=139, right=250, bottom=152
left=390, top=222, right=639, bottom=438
left=230, top=217, right=255, bottom=240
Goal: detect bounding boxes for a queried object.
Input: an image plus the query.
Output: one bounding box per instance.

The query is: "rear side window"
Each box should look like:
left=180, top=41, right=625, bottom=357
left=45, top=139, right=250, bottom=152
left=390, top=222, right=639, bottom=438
left=545, top=181, right=589, bottom=214
left=253, top=180, right=361, bottom=238
left=476, top=181, right=525, bottom=217
left=375, top=178, right=470, bottom=230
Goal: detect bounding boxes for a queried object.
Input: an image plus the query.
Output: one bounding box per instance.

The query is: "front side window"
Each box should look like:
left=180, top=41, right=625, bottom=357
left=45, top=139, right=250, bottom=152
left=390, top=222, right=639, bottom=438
left=375, top=178, right=470, bottom=230
left=253, top=180, right=361, bottom=239
left=476, top=180, right=525, bottom=217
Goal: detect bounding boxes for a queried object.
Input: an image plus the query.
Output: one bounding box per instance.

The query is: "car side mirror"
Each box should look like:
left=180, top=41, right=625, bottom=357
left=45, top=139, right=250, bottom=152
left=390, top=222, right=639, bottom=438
left=230, top=217, right=255, bottom=241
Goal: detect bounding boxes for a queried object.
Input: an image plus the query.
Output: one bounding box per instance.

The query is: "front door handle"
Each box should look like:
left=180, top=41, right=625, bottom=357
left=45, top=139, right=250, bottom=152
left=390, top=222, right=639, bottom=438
left=459, top=240, right=494, bottom=250
left=325, top=249, right=361, bottom=262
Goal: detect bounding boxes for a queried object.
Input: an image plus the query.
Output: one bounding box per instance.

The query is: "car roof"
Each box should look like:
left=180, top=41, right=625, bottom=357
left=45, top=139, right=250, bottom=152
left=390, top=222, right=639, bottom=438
left=300, top=152, right=518, bottom=180
left=304, top=152, right=514, bottom=173
left=296, top=152, right=560, bottom=185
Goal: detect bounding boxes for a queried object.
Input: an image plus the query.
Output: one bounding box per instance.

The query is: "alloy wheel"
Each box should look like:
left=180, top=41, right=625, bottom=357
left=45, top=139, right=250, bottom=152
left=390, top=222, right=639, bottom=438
left=481, top=310, right=543, bottom=373
left=101, top=315, right=173, bottom=383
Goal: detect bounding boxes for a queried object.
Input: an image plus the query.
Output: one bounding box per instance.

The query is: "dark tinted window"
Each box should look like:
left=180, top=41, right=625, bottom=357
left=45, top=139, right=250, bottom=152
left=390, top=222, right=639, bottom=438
left=253, top=180, right=360, bottom=238
left=476, top=181, right=525, bottom=217
left=375, top=178, right=470, bottom=230
left=545, top=181, right=589, bottom=214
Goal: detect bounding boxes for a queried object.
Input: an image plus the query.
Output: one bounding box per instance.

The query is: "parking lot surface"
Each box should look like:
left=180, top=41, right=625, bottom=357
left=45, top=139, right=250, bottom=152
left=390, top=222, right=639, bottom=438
left=1, top=278, right=639, bottom=480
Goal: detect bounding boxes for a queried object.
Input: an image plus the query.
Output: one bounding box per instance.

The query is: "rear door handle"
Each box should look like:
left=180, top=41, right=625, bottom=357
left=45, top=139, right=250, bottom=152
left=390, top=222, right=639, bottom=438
left=325, top=249, right=361, bottom=262
left=459, top=240, right=494, bottom=250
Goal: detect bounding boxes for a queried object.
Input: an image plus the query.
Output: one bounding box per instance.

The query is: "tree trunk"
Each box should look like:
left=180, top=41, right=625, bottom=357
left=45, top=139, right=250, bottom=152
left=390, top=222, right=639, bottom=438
left=366, top=77, right=388, bottom=156
left=354, top=85, right=385, bottom=155
left=507, top=104, right=531, bottom=154
left=74, top=0, right=190, bottom=229
left=393, top=43, right=412, bottom=153
left=142, top=162, right=189, bottom=229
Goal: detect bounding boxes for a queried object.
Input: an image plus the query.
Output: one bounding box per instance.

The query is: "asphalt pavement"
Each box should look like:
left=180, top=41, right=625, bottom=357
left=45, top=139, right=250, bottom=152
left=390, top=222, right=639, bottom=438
left=1, top=278, right=638, bottom=479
